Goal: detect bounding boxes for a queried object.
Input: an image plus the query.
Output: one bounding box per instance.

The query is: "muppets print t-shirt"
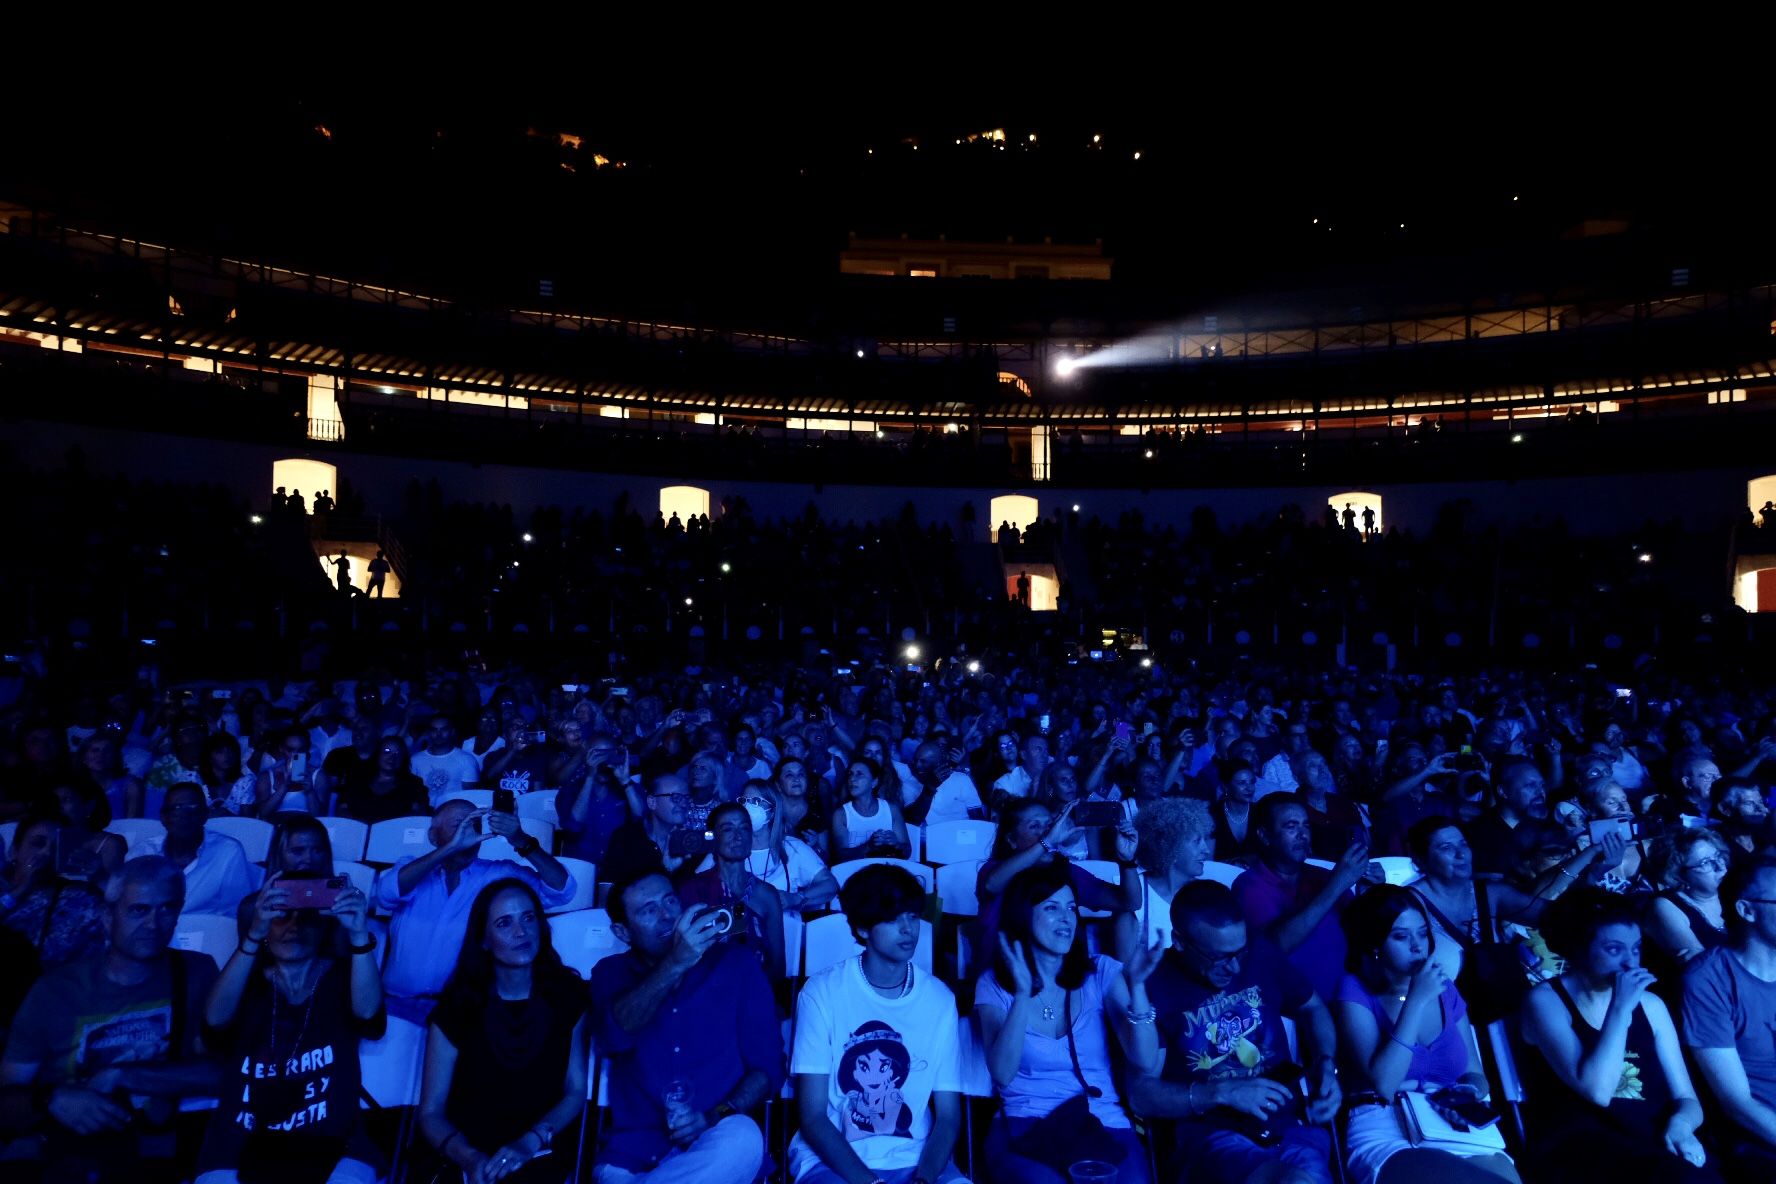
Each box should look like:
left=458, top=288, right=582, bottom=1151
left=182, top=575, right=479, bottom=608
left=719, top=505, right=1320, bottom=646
left=788, top=957, right=962, bottom=1177
left=1146, top=938, right=1312, bottom=1097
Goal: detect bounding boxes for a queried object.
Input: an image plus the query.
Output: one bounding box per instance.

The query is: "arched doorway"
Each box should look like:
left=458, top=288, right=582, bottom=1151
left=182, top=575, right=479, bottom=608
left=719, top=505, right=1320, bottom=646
left=1328, top=491, right=1384, bottom=535
left=271, top=459, right=339, bottom=511
left=660, top=485, right=711, bottom=524
left=988, top=494, right=1040, bottom=535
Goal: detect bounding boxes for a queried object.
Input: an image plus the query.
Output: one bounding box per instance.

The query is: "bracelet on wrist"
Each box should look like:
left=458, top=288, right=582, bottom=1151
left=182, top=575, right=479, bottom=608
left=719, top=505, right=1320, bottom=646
left=349, top=933, right=377, bottom=955
left=238, top=939, right=263, bottom=957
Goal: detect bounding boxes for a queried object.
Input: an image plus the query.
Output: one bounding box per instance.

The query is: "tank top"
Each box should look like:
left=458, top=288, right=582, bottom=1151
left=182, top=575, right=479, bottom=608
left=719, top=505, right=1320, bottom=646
left=1656, top=889, right=1727, bottom=952
left=841, top=797, right=888, bottom=844
left=1532, top=979, right=1673, bottom=1134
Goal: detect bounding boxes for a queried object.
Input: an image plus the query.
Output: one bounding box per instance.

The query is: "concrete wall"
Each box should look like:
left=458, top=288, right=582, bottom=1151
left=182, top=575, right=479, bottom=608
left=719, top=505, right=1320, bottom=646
left=3, top=417, right=1756, bottom=536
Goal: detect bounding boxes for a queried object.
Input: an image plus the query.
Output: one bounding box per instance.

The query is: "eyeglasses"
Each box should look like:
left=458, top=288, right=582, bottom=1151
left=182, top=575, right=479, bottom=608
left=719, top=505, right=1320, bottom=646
left=651, top=793, right=691, bottom=806
left=1684, top=858, right=1728, bottom=875
left=1181, top=935, right=1248, bottom=969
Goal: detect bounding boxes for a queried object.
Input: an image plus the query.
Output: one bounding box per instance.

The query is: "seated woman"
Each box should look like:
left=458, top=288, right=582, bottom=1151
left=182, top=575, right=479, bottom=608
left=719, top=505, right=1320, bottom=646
left=1641, top=830, right=1730, bottom=987
left=46, top=778, right=127, bottom=884
left=696, top=780, right=839, bottom=916
left=237, top=817, right=351, bottom=953
left=1520, top=889, right=1717, bottom=1182
left=75, top=729, right=144, bottom=820
left=679, top=801, right=787, bottom=980
left=1207, top=760, right=1259, bottom=862
left=419, top=878, right=588, bottom=1183
left=975, top=862, right=1160, bottom=1183
left=1575, top=779, right=1646, bottom=888
left=1113, top=797, right=1213, bottom=960
left=199, top=732, right=260, bottom=817
left=332, top=735, right=426, bottom=824
left=196, top=873, right=384, bottom=1184
left=0, top=814, right=109, bottom=977
left=776, top=757, right=828, bottom=857
left=830, top=756, right=910, bottom=862
left=1333, top=885, right=1519, bottom=1184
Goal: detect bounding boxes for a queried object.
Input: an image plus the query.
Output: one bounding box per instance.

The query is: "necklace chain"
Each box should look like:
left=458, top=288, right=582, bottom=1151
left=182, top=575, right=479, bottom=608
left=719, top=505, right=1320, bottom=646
left=860, top=955, right=913, bottom=998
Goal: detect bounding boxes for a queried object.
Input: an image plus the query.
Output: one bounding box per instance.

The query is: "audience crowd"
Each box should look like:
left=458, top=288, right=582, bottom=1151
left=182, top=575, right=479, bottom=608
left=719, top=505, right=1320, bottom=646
left=2, top=622, right=1776, bottom=1184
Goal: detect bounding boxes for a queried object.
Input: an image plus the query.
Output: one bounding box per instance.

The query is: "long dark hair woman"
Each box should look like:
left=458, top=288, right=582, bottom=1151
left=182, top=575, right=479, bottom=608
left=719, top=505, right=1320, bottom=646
left=418, top=878, right=588, bottom=1183
left=975, top=861, right=1160, bottom=1183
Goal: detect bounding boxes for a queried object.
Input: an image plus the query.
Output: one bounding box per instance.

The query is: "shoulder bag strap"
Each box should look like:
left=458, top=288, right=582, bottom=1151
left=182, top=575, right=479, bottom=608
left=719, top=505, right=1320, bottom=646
left=1410, top=886, right=1477, bottom=951
left=1062, top=983, right=1104, bottom=1099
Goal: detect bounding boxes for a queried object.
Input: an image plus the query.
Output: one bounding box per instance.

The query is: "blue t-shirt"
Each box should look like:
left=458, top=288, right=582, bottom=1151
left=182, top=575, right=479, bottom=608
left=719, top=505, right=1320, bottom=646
left=1682, top=946, right=1776, bottom=1112
left=1147, top=938, right=1312, bottom=1091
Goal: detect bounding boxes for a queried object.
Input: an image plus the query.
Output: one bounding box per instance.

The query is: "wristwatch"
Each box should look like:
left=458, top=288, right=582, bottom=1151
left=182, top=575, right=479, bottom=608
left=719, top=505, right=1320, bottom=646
left=530, top=1121, right=554, bottom=1150
left=512, top=833, right=540, bottom=856
left=709, top=1101, right=736, bottom=1123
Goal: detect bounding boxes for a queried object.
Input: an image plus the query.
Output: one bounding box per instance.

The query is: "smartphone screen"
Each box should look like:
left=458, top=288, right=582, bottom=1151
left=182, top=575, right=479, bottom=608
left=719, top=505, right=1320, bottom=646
left=1073, top=801, right=1124, bottom=828
left=282, top=876, right=348, bottom=910
left=493, top=788, right=517, bottom=815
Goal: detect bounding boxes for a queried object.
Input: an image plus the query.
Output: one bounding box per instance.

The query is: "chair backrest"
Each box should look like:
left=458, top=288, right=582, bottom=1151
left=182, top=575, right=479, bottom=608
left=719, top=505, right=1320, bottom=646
left=782, top=913, right=805, bottom=978
left=548, top=908, right=628, bottom=979
left=480, top=818, right=556, bottom=863
left=802, top=913, right=934, bottom=978
left=0, top=820, right=15, bottom=858
left=829, top=858, right=934, bottom=894
left=903, top=823, right=922, bottom=863
left=334, top=860, right=378, bottom=901
left=205, top=816, right=274, bottom=864
left=1303, top=857, right=1335, bottom=872
left=957, top=1013, right=994, bottom=1098
left=1374, top=856, right=1419, bottom=885
left=923, top=820, right=997, bottom=865
left=105, top=818, right=167, bottom=859
left=360, top=1016, right=428, bottom=1108
left=1199, top=860, right=1245, bottom=888
left=1074, top=858, right=1124, bottom=918
left=517, top=789, right=560, bottom=827
left=364, top=816, right=438, bottom=865
left=935, top=860, right=983, bottom=917
left=547, top=857, right=598, bottom=914
left=170, top=912, right=241, bottom=969
left=317, top=816, right=369, bottom=862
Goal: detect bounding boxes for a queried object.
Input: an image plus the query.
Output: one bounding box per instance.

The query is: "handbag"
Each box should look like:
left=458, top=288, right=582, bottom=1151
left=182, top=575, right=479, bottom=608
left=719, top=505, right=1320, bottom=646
left=1413, top=883, right=1537, bottom=1026
left=1008, top=989, right=1130, bottom=1171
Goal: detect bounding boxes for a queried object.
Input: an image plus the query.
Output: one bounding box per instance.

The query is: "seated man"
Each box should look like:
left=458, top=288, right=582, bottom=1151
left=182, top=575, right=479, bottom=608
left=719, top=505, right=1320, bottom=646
left=0, top=856, right=222, bottom=1184
left=409, top=714, right=481, bottom=807
left=604, top=773, right=695, bottom=884
left=375, top=797, right=573, bottom=1020
left=1465, top=759, right=1549, bottom=876
left=907, top=741, right=983, bottom=826
left=1232, top=794, right=1376, bottom=1005
left=1131, top=879, right=1341, bottom=1184
left=1683, top=856, right=1776, bottom=1176
left=140, top=782, right=260, bottom=917
left=790, top=864, right=964, bottom=1184
left=589, top=870, right=783, bottom=1183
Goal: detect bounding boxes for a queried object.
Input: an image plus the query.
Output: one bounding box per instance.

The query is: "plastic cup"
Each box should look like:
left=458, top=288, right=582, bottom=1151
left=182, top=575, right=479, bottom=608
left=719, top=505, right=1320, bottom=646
left=1069, top=1162, right=1118, bottom=1184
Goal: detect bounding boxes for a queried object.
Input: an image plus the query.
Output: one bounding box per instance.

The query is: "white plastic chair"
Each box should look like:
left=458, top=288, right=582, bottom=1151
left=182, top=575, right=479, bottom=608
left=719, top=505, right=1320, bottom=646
left=171, top=913, right=241, bottom=969
left=364, top=816, right=437, bottom=865
left=783, top=913, right=805, bottom=978
left=105, top=818, right=166, bottom=858
left=936, top=860, right=984, bottom=917
left=0, top=821, right=14, bottom=856
left=548, top=908, right=627, bottom=979
left=1199, top=860, right=1245, bottom=888
left=546, top=857, right=597, bottom=914
left=904, top=824, right=922, bottom=863
left=479, top=818, right=556, bottom=863
left=360, top=1015, right=427, bottom=1107
left=1304, top=857, right=1335, bottom=872
left=1374, top=856, right=1419, bottom=885
left=829, top=857, right=934, bottom=893
left=449, top=789, right=495, bottom=811
left=317, top=816, right=369, bottom=862
left=518, top=789, right=561, bottom=827
left=924, top=820, right=997, bottom=865
left=206, top=816, right=274, bottom=863
left=333, top=860, right=377, bottom=901
left=802, top=913, right=934, bottom=978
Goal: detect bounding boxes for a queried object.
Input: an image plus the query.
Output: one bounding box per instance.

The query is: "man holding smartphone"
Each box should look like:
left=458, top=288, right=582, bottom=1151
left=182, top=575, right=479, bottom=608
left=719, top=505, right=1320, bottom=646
left=375, top=798, right=574, bottom=1021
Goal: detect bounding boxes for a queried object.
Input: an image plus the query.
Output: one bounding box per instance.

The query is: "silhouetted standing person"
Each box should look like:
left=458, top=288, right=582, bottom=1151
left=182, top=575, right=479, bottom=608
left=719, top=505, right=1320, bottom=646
left=1343, top=503, right=1357, bottom=533
left=329, top=550, right=353, bottom=595
left=1361, top=505, right=1376, bottom=537
left=289, top=490, right=307, bottom=516
left=367, top=549, right=391, bottom=598
left=1761, top=500, right=1776, bottom=530
left=1015, top=570, right=1031, bottom=608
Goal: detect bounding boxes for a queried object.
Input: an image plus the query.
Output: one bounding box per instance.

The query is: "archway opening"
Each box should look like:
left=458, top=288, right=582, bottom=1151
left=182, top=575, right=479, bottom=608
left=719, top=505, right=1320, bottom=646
left=1328, top=491, right=1384, bottom=535
left=660, top=485, right=711, bottom=525
left=271, top=459, right=339, bottom=511
left=988, top=494, right=1040, bottom=536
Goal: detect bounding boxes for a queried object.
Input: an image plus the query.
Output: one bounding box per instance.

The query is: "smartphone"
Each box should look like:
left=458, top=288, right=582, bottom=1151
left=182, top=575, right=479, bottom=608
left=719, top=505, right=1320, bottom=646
left=282, top=876, right=349, bottom=910
left=1114, top=720, right=1132, bottom=742
left=288, top=752, right=308, bottom=781
left=1038, top=713, right=1051, bottom=734
left=608, top=687, right=629, bottom=698
left=1454, top=745, right=1483, bottom=773
left=53, top=831, right=98, bottom=880
left=211, top=688, right=233, bottom=700
left=668, top=829, right=716, bottom=858
left=493, top=788, right=517, bottom=815
left=834, top=666, right=852, bottom=676
left=1428, top=1086, right=1501, bottom=1130
left=525, top=730, right=549, bottom=745
left=1614, top=687, right=1634, bottom=700
left=561, top=683, right=583, bottom=694
left=1589, top=816, right=1661, bottom=845
left=1073, top=801, right=1124, bottom=828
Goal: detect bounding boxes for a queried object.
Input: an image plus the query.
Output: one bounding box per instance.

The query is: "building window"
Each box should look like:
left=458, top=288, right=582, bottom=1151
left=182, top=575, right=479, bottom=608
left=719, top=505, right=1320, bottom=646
left=908, top=264, right=940, bottom=278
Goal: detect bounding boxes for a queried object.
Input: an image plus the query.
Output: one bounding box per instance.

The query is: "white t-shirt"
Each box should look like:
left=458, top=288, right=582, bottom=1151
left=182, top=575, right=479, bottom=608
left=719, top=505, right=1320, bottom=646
left=1256, top=753, right=1298, bottom=799
left=697, top=837, right=829, bottom=895
left=411, top=748, right=484, bottom=807
left=993, top=766, right=1033, bottom=800
left=789, top=957, right=962, bottom=1178
left=924, top=771, right=983, bottom=826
